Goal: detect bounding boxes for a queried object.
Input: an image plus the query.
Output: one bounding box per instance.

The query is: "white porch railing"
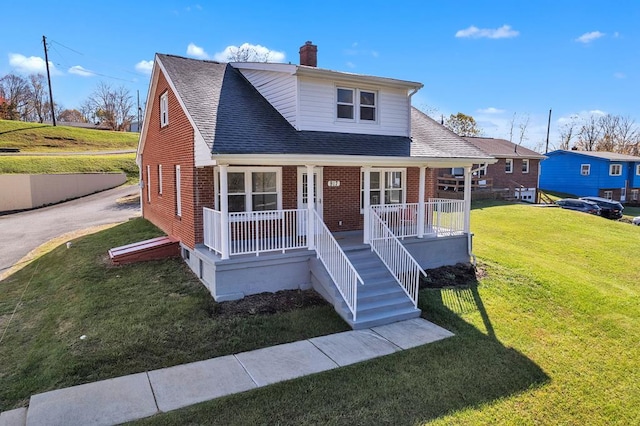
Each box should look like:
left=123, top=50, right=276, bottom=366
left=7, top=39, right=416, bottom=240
left=369, top=208, right=426, bottom=307
left=203, top=207, right=308, bottom=256
left=203, top=207, right=223, bottom=255
left=371, top=199, right=465, bottom=238
left=312, top=210, right=363, bottom=321
left=425, top=199, right=465, bottom=237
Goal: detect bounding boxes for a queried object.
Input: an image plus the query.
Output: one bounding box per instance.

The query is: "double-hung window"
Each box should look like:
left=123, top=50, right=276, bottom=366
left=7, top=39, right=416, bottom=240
left=361, top=169, right=405, bottom=209
left=505, top=159, right=513, bottom=174
left=636, top=164, right=640, bottom=175
left=158, top=164, right=163, bottom=195
left=219, top=167, right=282, bottom=213
left=581, top=164, right=591, bottom=176
left=160, top=92, right=168, bottom=127
left=336, top=88, right=376, bottom=122
left=522, top=159, right=530, bottom=173
left=609, top=164, right=622, bottom=176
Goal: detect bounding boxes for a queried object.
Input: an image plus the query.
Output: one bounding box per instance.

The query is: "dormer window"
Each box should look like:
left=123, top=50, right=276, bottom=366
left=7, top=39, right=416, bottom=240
left=336, top=87, right=377, bottom=122
left=337, top=88, right=354, bottom=119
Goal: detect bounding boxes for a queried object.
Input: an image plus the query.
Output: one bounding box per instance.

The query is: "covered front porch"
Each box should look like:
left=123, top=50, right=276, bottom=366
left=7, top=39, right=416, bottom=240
left=191, top=163, right=477, bottom=329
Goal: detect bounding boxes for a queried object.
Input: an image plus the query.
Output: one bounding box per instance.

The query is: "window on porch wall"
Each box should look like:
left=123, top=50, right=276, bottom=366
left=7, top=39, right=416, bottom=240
left=218, top=168, right=281, bottom=212
left=361, top=169, right=405, bottom=208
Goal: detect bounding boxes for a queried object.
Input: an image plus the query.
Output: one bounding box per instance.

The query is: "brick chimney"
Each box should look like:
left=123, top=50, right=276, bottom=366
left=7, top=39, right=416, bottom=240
left=299, top=41, right=317, bottom=67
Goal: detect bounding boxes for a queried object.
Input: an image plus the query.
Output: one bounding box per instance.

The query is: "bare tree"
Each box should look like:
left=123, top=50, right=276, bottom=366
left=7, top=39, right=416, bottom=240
left=595, top=114, right=618, bottom=151
left=558, top=115, right=578, bottom=150
left=444, top=112, right=482, bottom=137
left=58, top=109, right=86, bottom=123
left=226, top=45, right=271, bottom=62
left=613, top=115, right=638, bottom=154
left=576, top=115, right=602, bottom=151
left=0, top=73, right=30, bottom=120
left=86, top=82, right=134, bottom=130
left=27, top=74, right=47, bottom=123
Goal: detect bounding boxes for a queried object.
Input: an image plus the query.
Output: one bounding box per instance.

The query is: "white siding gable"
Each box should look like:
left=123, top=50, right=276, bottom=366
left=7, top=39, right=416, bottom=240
left=239, top=69, right=297, bottom=128
left=297, top=76, right=410, bottom=136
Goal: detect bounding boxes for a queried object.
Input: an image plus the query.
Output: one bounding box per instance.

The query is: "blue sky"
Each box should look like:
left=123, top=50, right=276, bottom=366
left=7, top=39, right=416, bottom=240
left=2, top=0, right=638, bottom=151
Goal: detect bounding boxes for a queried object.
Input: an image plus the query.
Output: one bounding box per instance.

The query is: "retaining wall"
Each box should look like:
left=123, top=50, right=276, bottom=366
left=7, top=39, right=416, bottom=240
left=0, top=172, right=126, bottom=212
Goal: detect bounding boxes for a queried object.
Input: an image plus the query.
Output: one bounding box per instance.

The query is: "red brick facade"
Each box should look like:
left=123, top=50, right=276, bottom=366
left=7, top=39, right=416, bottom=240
left=141, top=71, right=199, bottom=248
left=488, top=158, right=541, bottom=189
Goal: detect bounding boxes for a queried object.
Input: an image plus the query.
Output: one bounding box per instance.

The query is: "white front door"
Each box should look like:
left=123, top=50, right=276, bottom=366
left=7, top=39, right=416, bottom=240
left=297, top=167, right=323, bottom=217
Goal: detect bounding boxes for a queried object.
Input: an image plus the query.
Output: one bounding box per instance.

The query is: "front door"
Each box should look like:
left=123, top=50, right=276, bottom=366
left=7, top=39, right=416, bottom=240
left=297, top=167, right=323, bottom=216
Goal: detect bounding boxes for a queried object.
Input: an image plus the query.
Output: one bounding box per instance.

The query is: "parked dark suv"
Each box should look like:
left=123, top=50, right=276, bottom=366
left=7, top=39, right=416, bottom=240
left=556, top=198, right=601, bottom=215
left=579, top=196, right=624, bottom=219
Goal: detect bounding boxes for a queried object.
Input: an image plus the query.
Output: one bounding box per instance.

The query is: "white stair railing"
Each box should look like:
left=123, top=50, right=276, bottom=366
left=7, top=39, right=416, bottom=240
left=312, top=210, right=363, bottom=321
left=369, top=208, right=426, bottom=307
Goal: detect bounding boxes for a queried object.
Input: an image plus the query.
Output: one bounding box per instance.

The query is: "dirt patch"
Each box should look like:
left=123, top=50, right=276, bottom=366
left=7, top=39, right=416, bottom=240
left=420, top=263, right=485, bottom=289
left=212, top=289, right=329, bottom=319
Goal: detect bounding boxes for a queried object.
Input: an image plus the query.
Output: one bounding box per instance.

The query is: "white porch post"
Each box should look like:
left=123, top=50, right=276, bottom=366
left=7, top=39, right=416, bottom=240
left=417, top=165, right=426, bottom=238
left=363, top=166, right=371, bottom=244
left=463, top=165, right=472, bottom=233
left=306, top=165, right=315, bottom=250
left=219, top=164, right=230, bottom=260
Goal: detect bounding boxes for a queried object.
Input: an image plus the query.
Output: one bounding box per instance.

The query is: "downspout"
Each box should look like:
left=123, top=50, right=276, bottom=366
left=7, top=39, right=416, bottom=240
left=407, top=86, right=422, bottom=135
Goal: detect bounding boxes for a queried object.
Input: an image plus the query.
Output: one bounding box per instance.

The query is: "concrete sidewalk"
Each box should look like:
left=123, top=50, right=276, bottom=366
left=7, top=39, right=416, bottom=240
left=0, top=318, right=453, bottom=426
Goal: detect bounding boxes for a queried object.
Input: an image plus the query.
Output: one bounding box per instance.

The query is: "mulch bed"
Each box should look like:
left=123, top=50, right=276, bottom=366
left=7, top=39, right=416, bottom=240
left=214, top=263, right=486, bottom=318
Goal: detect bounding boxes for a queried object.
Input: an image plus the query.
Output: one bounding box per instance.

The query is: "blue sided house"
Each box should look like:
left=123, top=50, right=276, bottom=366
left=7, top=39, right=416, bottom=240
left=540, top=150, right=640, bottom=204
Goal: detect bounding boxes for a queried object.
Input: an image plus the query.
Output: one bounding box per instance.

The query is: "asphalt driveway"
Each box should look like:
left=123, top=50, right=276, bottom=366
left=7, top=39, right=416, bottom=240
left=0, top=185, right=140, bottom=277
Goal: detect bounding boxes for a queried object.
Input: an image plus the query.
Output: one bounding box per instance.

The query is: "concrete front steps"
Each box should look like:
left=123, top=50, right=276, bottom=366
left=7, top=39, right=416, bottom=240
left=337, top=246, right=421, bottom=329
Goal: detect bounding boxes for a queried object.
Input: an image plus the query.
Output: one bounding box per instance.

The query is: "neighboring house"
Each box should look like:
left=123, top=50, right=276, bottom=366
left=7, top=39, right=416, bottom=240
left=438, top=137, right=545, bottom=202
left=137, top=42, right=494, bottom=329
left=540, top=150, right=640, bottom=204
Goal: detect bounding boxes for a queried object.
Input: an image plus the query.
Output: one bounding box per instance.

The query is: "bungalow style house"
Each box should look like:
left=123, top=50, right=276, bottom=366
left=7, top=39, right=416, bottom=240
left=438, top=137, right=545, bottom=202
left=137, top=42, right=495, bottom=329
left=539, top=150, right=640, bottom=204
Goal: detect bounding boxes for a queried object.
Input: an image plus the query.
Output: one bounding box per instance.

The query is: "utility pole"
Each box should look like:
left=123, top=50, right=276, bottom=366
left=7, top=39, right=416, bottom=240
left=137, top=90, right=141, bottom=131
left=42, top=35, right=56, bottom=126
left=545, top=109, right=552, bottom=153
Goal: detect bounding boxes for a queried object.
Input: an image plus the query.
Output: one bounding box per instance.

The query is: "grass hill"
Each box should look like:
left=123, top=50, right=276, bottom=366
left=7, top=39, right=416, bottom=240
left=0, top=119, right=139, bottom=182
left=0, top=119, right=138, bottom=152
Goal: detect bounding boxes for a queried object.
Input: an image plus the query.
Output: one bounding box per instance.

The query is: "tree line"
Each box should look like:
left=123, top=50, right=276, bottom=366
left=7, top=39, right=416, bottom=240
left=0, top=73, right=137, bottom=131
left=558, top=114, right=639, bottom=155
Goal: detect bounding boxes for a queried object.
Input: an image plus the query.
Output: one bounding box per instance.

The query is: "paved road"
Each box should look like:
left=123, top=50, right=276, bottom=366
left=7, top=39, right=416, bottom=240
left=0, top=185, right=141, bottom=275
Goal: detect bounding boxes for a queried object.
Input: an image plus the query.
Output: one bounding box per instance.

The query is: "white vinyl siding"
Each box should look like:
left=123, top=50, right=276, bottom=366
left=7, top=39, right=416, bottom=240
left=239, top=69, right=297, bottom=127
left=298, top=77, right=410, bottom=136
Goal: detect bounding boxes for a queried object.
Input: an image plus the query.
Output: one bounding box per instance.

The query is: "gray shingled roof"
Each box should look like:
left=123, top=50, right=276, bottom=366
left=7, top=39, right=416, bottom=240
left=410, top=109, right=491, bottom=159
left=157, top=54, right=492, bottom=160
left=463, top=136, right=545, bottom=159
left=553, top=150, right=640, bottom=162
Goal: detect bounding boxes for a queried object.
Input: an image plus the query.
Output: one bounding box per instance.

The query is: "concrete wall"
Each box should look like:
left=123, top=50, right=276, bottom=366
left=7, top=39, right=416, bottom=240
left=0, top=172, right=126, bottom=212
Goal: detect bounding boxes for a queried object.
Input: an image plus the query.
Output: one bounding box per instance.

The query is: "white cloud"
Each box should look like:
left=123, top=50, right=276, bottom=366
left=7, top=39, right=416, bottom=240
left=575, top=31, right=605, bottom=43
left=613, top=72, right=626, bottom=79
left=455, top=24, right=519, bottom=39
left=135, top=60, right=154, bottom=74
left=8, top=53, right=57, bottom=74
left=187, top=43, right=209, bottom=59
left=346, top=61, right=356, bottom=69
left=477, top=107, right=505, bottom=114
left=213, top=43, right=285, bottom=63
left=68, top=65, right=94, bottom=77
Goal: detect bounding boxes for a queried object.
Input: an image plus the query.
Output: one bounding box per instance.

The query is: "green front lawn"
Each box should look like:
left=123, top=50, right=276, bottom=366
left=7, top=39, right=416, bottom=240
left=0, top=219, right=347, bottom=411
